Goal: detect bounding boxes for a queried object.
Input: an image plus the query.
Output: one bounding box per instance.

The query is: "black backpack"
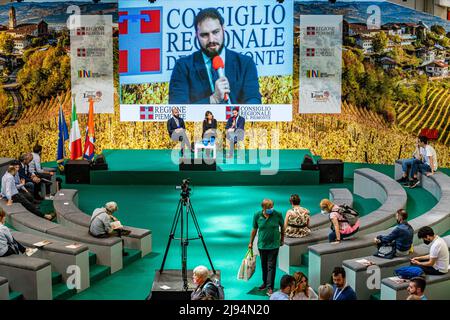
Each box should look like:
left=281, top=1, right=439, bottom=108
left=333, top=205, right=360, bottom=226
left=204, top=278, right=225, bottom=300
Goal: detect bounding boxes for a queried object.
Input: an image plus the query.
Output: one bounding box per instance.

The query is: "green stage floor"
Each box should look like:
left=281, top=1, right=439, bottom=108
left=66, top=180, right=438, bottom=300
left=100, top=149, right=317, bottom=172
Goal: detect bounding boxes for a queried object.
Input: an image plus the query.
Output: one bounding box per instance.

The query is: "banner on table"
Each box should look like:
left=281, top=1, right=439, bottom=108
left=119, top=104, right=292, bottom=122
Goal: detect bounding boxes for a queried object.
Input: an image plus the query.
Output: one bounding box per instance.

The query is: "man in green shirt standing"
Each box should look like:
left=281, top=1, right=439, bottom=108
left=249, top=199, right=284, bottom=295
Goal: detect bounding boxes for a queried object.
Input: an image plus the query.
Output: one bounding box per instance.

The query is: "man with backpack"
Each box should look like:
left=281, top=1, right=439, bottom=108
left=374, top=209, right=414, bottom=258
left=320, top=199, right=360, bottom=244
left=191, top=265, right=224, bottom=300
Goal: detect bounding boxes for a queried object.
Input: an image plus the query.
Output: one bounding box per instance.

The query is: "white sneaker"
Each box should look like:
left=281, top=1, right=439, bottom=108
left=45, top=195, right=54, bottom=200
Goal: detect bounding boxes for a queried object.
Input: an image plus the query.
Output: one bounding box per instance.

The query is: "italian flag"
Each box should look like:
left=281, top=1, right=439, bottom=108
left=70, top=98, right=83, bottom=160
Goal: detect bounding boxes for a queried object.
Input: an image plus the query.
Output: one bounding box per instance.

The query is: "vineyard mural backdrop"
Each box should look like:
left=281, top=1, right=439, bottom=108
left=0, top=0, right=449, bottom=167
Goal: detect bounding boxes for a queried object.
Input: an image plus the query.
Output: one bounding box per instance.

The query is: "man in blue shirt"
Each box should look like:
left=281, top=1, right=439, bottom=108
left=270, top=275, right=295, bottom=300
left=332, top=267, right=357, bottom=300
left=169, top=8, right=261, bottom=105
left=1, top=166, right=52, bottom=220
left=374, top=209, right=414, bottom=257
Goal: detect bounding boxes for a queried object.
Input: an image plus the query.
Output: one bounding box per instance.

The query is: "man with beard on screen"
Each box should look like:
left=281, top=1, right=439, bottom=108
left=168, top=8, right=262, bottom=105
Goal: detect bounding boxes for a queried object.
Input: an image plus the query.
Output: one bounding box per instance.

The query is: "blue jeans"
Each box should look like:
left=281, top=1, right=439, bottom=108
left=401, top=158, right=422, bottom=178
left=328, top=227, right=359, bottom=242
left=411, top=161, right=431, bottom=178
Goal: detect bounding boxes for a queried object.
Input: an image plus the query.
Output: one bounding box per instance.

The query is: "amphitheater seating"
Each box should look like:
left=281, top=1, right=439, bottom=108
left=307, top=171, right=450, bottom=291
left=12, top=231, right=90, bottom=291
left=279, top=168, right=406, bottom=273
left=0, top=201, right=123, bottom=273
left=343, top=236, right=450, bottom=300
left=0, top=255, right=52, bottom=300
left=0, top=276, right=8, bottom=300
left=53, top=189, right=152, bottom=257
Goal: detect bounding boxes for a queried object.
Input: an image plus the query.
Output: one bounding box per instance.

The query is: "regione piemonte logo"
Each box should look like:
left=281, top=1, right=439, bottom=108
left=140, top=106, right=154, bottom=120
left=226, top=106, right=240, bottom=120
left=306, top=26, right=316, bottom=36
left=306, top=48, right=315, bottom=57
left=76, top=27, right=86, bottom=36
left=119, top=7, right=163, bottom=75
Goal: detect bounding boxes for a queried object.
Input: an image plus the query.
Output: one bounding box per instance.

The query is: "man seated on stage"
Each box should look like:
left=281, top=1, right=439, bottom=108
left=1, top=166, right=53, bottom=221
left=89, top=201, right=131, bottom=256
left=167, top=108, right=191, bottom=155
left=168, top=8, right=261, bottom=105
left=225, top=107, right=245, bottom=157
left=18, top=153, right=43, bottom=201
left=397, top=137, right=425, bottom=184
left=29, top=144, right=59, bottom=198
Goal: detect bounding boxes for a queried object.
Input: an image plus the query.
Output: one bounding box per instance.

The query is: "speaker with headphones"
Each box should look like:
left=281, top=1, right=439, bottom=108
left=318, top=159, right=343, bottom=184
left=65, top=160, right=91, bottom=184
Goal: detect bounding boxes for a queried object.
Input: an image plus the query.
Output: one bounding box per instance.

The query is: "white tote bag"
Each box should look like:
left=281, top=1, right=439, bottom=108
left=237, top=249, right=257, bottom=281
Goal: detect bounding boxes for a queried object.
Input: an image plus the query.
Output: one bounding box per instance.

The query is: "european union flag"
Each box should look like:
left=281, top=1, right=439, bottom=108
left=57, top=104, right=69, bottom=171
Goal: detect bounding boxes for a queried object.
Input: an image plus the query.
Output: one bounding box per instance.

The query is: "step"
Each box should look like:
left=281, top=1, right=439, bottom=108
left=89, top=264, right=111, bottom=284
left=123, top=249, right=141, bottom=267
left=9, top=291, right=23, bottom=300
left=52, top=283, right=76, bottom=300
left=89, top=252, right=97, bottom=266
left=370, top=292, right=381, bottom=300
left=52, top=272, right=62, bottom=285
left=300, top=252, right=309, bottom=266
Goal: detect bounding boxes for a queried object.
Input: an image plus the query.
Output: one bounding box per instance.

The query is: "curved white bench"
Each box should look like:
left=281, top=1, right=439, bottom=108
left=0, top=201, right=123, bottom=273
left=279, top=168, right=406, bottom=272
left=0, top=255, right=52, bottom=300
left=343, top=236, right=450, bottom=300
left=308, top=171, right=450, bottom=292
left=53, top=189, right=152, bottom=257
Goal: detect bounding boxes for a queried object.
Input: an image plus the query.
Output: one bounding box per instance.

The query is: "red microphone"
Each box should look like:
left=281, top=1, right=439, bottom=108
left=212, top=55, right=230, bottom=103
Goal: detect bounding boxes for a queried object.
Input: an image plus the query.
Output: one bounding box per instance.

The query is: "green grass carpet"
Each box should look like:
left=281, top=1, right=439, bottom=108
left=66, top=180, right=437, bottom=300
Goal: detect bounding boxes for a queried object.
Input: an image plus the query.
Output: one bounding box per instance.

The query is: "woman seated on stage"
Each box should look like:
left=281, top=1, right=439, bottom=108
left=284, top=194, right=311, bottom=238
left=202, top=111, right=217, bottom=140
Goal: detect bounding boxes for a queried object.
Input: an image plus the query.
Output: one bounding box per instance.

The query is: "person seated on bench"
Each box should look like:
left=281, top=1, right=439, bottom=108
left=397, top=137, right=425, bottom=184
left=331, top=267, right=357, bottom=300
left=190, top=265, right=220, bottom=301
left=284, top=194, right=311, bottom=238
left=0, top=211, right=34, bottom=257
left=320, top=199, right=360, bottom=244
left=411, top=226, right=449, bottom=275
left=225, top=107, right=245, bottom=158
left=89, top=201, right=131, bottom=256
left=409, top=136, right=438, bottom=189
left=374, top=209, right=414, bottom=257
left=407, top=277, right=427, bottom=300
left=29, top=144, right=61, bottom=197
left=1, top=166, right=53, bottom=221
left=11, top=160, right=35, bottom=204
left=18, top=153, right=45, bottom=201
left=291, top=271, right=318, bottom=300
left=318, top=283, right=333, bottom=300
left=270, top=274, right=295, bottom=300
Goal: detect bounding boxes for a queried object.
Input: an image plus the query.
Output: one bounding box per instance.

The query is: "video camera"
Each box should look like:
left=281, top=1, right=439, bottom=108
left=176, top=178, right=192, bottom=199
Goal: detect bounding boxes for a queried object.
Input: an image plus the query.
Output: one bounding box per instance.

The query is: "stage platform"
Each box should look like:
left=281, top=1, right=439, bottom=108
left=89, top=149, right=321, bottom=185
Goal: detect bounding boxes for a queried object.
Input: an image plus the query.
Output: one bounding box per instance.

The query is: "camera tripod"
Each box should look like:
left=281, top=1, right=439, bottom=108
left=159, top=193, right=216, bottom=291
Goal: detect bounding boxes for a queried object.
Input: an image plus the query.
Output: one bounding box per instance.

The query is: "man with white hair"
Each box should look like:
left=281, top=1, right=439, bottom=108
left=191, top=265, right=221, bottom=300
left=89, top=201, right=131, bottom=256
